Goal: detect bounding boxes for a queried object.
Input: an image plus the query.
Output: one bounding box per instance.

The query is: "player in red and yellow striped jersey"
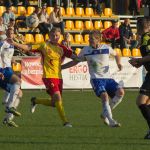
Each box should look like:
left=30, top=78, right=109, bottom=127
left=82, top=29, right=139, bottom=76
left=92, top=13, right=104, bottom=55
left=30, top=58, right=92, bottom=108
left=7, top=28, right=77, bottom=127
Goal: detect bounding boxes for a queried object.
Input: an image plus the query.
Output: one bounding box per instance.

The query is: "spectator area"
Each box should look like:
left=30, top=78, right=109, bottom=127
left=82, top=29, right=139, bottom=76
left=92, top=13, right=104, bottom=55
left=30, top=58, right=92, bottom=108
left=0, top=4, right=141, bottom=57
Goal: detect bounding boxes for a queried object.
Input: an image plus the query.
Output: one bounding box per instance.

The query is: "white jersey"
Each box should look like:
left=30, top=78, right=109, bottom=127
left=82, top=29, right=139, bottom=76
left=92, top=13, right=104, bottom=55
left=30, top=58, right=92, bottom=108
left=78, top=44, right=116, bottom=79
left=0, top=41, right=14, bottom=68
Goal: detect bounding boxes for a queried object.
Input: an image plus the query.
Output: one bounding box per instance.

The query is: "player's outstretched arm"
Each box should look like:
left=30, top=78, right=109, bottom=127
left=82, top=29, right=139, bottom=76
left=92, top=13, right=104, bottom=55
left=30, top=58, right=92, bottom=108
left=61, top=61, right=79, bottom=69
left=128, top=56, right=149, bottom=68
left=7, top=38, right=31, bottom=52
left=115, top=54, right=123, bottom=71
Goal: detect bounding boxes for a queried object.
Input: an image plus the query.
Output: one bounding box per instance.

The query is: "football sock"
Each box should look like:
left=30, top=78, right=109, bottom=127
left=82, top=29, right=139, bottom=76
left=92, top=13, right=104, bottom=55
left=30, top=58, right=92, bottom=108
left=2, top=92, right=10, bottom=105
left=7, top=83, right=20, bottom=108
left=139, top=104, right=150, bottom=129
left=35, top=98, right=51, bottom=106
left=110, top=95, right=123, bottom=110
left=13, top=97, right=20, bottom=108
left=55, top=100, right=68, bottom=123
left=102, top=101, right=114, bottom=123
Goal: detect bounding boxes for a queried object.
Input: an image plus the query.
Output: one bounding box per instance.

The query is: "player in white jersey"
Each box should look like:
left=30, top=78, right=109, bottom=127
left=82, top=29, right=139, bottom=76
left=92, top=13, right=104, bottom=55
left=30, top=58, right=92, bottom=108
left=0, top=29, right=22, bottom=127
left=62, top=30, right=125, bottom=127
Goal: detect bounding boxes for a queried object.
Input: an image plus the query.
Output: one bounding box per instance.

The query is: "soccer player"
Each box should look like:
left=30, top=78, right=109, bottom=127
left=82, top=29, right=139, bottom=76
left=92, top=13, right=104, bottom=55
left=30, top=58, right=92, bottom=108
left=129, top=17, right=150, bottom=139
left=62, top=30, right=125, bottom=127
left=0, top=29, right=22, bottom=127
left=7, top=27, right=77, bottom=127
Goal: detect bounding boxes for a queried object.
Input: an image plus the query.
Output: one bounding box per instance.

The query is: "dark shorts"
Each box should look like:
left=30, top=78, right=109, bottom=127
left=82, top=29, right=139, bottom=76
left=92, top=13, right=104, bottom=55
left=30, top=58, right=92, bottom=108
left=0, top=67, right=13, bottom=92
left=140, top=73, right=150, bottom=96
left=91, top=78, right=119, bottom=98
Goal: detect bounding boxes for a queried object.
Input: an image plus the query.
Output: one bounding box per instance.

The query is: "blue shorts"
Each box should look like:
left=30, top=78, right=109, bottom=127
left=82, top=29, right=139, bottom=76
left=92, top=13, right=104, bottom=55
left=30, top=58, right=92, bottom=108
left=91, top=78, right=119, bottom=98
left=0, top=67, right=13, bottom=92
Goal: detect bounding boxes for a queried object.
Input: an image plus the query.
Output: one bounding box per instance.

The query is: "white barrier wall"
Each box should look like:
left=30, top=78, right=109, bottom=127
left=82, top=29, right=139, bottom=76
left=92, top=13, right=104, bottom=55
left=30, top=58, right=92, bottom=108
left=21, top=57, right=143, bottom=89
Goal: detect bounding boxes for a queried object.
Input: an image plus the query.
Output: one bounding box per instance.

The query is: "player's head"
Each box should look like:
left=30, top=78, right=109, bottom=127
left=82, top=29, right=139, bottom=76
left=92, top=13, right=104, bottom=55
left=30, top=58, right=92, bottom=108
left=137, top=17, right=150, bottom=36
left=89, top=30, right=101, bottom=48
left=0, top=31, right=7, bottom=41
left=49, top=27, right=61, bottom=44
left=6, top=27, right=14, bottom=39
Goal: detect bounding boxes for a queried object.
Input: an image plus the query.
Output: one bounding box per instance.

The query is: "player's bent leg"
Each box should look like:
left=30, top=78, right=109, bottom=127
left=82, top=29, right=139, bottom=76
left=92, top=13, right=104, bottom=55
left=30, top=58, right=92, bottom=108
left=110, top=88, right=124, bottom=110
left=137, top=94, right=150, bottom=138
left=2, top=91, right=10, bottom=106
left=30, top=97, right=52, bottom=113
left=53, top=92, right=72, bottom=127
left=6, top=74, right=21, bottom=116
left=101, top=92, right=121, bottom=127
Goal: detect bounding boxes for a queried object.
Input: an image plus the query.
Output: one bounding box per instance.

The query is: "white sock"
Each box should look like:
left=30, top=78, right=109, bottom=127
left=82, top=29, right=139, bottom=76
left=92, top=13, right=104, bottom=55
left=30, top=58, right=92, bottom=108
left=102, top=101, right=114, bottom=123
left=2, top=92, right=10, bottom=106
left=110, top=95, right=123, bottom=110
left=7, top=83, right=20, bottom=108
left=13, top=97, right=20, bottom=108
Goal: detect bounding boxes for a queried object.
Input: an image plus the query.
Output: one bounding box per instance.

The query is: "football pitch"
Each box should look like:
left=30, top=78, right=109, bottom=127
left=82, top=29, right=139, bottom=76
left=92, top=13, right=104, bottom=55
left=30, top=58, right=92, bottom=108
left=0, top=89, right=150, bottom=150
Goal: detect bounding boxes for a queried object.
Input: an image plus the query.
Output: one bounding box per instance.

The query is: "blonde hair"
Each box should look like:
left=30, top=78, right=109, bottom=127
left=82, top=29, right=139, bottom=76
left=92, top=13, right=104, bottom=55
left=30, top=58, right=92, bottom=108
left=89, top=30, right=101, bottom=41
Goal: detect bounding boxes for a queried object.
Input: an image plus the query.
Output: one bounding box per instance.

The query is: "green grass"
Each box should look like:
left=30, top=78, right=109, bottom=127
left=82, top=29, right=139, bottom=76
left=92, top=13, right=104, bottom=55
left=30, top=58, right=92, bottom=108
left=0, top=90, right=150, bottom=150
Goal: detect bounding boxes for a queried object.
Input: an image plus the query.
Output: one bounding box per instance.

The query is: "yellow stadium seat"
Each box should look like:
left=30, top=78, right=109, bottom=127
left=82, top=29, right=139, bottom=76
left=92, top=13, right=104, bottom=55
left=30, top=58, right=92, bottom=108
left=84, top=8, right=94, bottom=16
left=74, top=34, right=84, bottom=44
left=68, top=34, right=74, bottom=43
left=75, top=20, right=84, bottom=30
left=104, top=21, right=112, bottom=29
left=85, top=21, right=94, bottom=30
left=58, top=34, right=64, bottom=43
left=104, top=8, right=112, bottom=17
left=60, top=7, right=65, bottom=16
left=84, top=34, right=89, bottom=44
left=17, top=6, right=26, bottom=16
left=12, top=62, right=21, bottom=72
left=114, top=48, right=122, bottom=57
left=94, top=21, right=103, bottom=30
left=35, top=34, right=45, bottom=43
left=25, top=34, right=35, bottom=44
left=46, top=7, right=54, bottom=15
left=132, top=48, right=141, bottom=57
left=122, top=48, right=131, bottom=57
left=65, top=20, right=74, bottom=30
left=0, top=6, right=6, bottom=16
left=27, top=6, right=35, bottom=16
left=10, top=6, right=17, bottom=14
left=45, top=34, right=50, bottom=41
left=75, top=7, right=84, bottom=16
left=75, top=48, right=82, bottom=55
left=65, top=7, right=75, bottom=16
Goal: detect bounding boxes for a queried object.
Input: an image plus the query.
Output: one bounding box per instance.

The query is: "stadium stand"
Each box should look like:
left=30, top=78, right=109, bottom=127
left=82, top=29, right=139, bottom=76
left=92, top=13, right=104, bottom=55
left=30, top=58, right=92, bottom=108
left=0, top=0, right=142, bottom=57
left=114, top=48, right=122, bottom=57
left=122, top=48, right=132, bottom=57
left=132, top=48, right=141, bottom=57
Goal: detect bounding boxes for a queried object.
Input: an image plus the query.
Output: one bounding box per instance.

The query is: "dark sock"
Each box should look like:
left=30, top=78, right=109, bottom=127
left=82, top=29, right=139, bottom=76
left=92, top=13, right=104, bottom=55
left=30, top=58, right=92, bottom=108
left=139, top=104, right=150, bottom=129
